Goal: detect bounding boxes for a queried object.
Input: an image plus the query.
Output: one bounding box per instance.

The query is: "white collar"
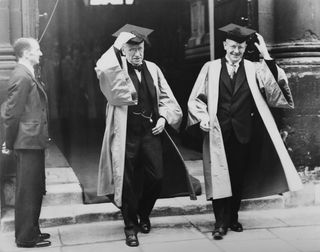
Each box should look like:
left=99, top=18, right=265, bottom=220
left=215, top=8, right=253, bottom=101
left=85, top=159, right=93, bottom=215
left=225, top=56, right=241, bottom=67
left=134, top=69, right=142, bottom=82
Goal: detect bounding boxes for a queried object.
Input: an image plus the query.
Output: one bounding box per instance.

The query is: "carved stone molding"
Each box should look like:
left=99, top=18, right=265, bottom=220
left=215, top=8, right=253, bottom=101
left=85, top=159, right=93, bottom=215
left=295, top=30, right=320, bottom=43
left=269, top=41, right=320, bottom=58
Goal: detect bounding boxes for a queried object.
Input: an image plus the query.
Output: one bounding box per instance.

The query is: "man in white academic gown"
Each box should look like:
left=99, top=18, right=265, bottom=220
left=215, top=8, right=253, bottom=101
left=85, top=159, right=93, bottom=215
left=95, top=24, right=200, bottom=247
left=187, top=24, right=302, bottom=240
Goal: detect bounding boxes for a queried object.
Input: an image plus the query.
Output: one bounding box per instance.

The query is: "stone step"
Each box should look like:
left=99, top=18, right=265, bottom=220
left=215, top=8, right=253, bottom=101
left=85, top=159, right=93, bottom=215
left=43, top=167, right=83, bottom=207
left=43, top=183, right=83, bottom=206
left=0, top=194, right=284, bottom=232
left=42, top=161, right=204, bottom=208
left=3, top=144, right=317, bottom=233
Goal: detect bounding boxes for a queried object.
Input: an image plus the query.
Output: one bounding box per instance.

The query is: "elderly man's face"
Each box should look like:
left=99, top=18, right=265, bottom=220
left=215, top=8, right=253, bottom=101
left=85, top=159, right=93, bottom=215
left=122, top=42, right=144, bottom=66
left=223, top=39, right=247, bottom=63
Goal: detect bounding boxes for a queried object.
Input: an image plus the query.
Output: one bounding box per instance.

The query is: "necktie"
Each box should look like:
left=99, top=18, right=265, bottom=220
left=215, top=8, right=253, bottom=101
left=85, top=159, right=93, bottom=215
left=229, top=64, right=236, bottom=79
left=132, top=64, right=143, bottom=72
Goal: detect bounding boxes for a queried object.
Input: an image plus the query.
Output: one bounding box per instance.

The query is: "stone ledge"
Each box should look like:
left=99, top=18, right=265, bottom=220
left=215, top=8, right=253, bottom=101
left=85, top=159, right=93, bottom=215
left=241, top=195, right=285, bottom=211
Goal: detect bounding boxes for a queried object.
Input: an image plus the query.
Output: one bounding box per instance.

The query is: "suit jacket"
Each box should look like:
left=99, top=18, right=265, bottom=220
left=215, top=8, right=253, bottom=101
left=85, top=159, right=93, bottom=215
left=217, top=59, right=255, bottom=143
left=2, top=63, right=49, bottom=150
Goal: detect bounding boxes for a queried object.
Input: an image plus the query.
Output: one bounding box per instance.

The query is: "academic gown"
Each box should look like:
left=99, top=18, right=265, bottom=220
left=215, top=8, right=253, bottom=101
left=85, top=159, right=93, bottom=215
left=187, top=59, right=302, bottom=200
left=95, top=47, right=200, bottom=207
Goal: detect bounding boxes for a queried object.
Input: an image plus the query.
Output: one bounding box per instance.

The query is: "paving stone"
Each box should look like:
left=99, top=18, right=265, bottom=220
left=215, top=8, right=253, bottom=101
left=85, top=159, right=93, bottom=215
left=203, top=228, right=276, bottom=241
left=285, top=239, right=320, bottom=252
left=184, top=210, right=289, bottom=233
left=214, top=238, right=299, bottom=252
left=0, top=232, right=21, bottom=252
left=266, top=206, right=320, bottom=226
left=141, top=238, right=221, bottom=252
left=61, top=240, right=142, bottom=252
left=238, top=210, right=288, bottom=229
left=269, top=225, right=320, bottom=241
left=138, top=226, right=205, bottom=244
left=58, top=221, right=124, bottom=245
left=184, top=214, right=215, bottom=232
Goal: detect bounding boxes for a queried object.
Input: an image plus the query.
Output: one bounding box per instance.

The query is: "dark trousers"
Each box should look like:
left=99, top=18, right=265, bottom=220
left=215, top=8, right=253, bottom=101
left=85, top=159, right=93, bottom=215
left=15, top=149, right=46, bottom=244
left=121, top=129, right=163, bottom=232
left=212, top=130, right=250, bottom=228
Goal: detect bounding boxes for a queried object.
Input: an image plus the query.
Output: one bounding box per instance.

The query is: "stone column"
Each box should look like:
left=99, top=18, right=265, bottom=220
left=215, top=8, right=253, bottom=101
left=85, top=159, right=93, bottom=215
left=0, top=0, right=10, bottom=45
left=0, top=0, right=12, bottom=219
left=0, top=0, right=15, bottom=118
left=259, top=0, right=320, bottom=168
left=9, top=0, right=22, bottom=43
left=257, top=0, right=274, bottom=43
left=185, top=0, right=210, bottom=60
left=0, top=0, right=15, bottom=67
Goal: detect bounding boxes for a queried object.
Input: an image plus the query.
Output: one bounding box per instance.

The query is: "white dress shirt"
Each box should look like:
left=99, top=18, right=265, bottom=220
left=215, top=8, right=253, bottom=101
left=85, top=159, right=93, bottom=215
left=225, top=57, right=241, bottom=79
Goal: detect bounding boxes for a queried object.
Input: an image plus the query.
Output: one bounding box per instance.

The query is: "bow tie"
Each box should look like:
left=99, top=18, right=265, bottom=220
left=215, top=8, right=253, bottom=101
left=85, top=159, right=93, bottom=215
left=132, top=64, right=143, bottom=72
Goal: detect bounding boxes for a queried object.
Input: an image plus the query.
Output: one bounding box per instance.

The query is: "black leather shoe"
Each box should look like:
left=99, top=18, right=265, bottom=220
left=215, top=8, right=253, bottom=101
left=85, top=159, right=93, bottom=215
left=212, top=227, right=227, bottom=240
left=125, top=233, right=139, bottom=247
left=17, top=238, right=51, bottom=248
left=39, top=233, right=51, bottom=240
left=230, top=222, right=243, bottom=232
left=139, top=218, right=151, bottom=234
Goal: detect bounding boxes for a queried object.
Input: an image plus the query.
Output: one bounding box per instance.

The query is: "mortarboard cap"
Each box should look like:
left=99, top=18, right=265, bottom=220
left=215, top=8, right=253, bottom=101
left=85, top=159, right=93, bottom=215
left=218, top=23, right=256, bottom=43
left=112, top=24, right=154, bottom=45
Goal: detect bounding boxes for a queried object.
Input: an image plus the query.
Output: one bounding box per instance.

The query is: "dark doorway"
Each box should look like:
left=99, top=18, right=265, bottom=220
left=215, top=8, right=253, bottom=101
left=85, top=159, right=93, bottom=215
left=37, top=0, right=252, bottom=203
left=38, top=0, right=203, bottom=203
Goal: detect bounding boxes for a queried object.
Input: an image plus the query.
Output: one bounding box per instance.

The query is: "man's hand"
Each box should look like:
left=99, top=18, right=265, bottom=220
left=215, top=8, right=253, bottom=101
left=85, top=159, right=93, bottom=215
left=254, top=33, right=273, bottom=60
left=152, top=117, right=166, bottom=135
left=2, top=142, right=11, bottom=155
left=200, top=120, right=210, bottom=132
left=113, top=32, right=136, bottom=50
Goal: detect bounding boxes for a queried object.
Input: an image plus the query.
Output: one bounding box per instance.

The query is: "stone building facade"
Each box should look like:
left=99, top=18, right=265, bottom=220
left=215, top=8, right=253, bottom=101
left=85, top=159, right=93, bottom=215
left=0, top=0, right=319, bottom=217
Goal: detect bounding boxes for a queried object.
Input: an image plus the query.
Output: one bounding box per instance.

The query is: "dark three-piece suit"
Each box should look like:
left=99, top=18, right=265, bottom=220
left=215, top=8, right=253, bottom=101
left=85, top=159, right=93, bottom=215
left=2, top=63, right=49, bottom=245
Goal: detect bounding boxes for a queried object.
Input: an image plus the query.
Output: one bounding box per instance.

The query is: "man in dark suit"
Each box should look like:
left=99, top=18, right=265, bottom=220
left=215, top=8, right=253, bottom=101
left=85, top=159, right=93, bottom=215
left=2, top=37, right=51, bottom=248
left=96, top=25, right=199, bottom=247
left=188, top=24, right=301, bottom=240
